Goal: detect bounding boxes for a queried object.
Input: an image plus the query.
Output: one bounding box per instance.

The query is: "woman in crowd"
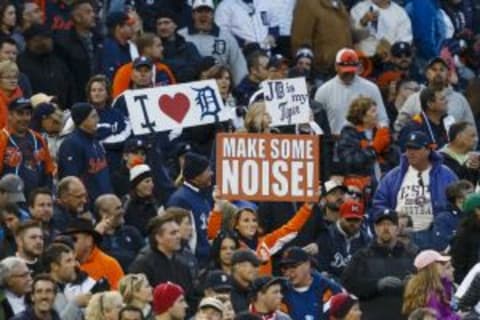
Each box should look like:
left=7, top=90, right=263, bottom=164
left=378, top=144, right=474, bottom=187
left=403, top=250, right=459, bottom=319
left=0, top=2, right=23, bottom=50
left=205, top=230, right=240, bottom=275
left=85, top=291, right=124, bottom=320
left=119, top=273, right=154, bottom=320
left=0, top=60, right=22, bottom=128
left=124, top=163, right=159, bottom=237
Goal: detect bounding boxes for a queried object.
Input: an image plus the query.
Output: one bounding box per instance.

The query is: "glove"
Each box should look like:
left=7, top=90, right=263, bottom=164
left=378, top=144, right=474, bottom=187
left=371, top=127, right=391, bottom=154
left=377, top=276, right=403, bottom=291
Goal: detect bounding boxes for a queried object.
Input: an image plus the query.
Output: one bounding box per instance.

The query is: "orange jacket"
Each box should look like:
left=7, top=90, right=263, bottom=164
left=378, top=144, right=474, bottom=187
left=0, top=87, right=23, bottom=129
left=112, top=61, right=176, bottom=98
left=208, top=204, right=313, bottom=275
left=80, top=246, right=125, bottom=290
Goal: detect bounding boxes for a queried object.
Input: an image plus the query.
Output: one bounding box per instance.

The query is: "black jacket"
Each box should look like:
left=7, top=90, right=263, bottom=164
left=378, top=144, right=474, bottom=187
left=11, top=306, right=61, bottom=320
left=452, top=216, right=480, bottom=282
left=123, top=195, right=159, bottom=237
left=163, top=35, right=202, bottom=83
left=230, top=277, right=251, bottom=313
left=341, top=241, right=417, bottom=320
left=100, top=225, right=145, bottom=271
left=441, top=150, right=479, bottom=186
left=17, top=49, right=76, bottom=109
left=54, top=29, right=103, bottom=101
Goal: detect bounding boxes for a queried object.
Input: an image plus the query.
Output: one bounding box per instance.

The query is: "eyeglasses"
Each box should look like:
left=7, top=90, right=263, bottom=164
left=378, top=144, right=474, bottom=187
left=348, top=190, right=363, bottom=198
left=11, top=270, right=32, bottom=278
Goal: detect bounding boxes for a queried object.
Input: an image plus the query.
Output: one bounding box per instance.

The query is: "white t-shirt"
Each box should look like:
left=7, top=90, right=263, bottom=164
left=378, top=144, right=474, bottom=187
left=396, top=166, right=433, bottom=230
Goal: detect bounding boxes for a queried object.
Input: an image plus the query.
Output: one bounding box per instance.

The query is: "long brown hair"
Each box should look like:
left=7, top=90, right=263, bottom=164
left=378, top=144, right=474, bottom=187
left=402, top=263, right=445, bottom=316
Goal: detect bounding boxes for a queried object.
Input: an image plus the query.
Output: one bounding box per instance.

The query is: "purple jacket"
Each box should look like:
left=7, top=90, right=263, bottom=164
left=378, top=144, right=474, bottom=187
left=426, top=278, right=460, bottom=320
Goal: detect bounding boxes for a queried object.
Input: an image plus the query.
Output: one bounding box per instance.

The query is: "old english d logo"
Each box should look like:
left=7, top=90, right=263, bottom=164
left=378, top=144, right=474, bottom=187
left=213, top=39, right=226, bottom=55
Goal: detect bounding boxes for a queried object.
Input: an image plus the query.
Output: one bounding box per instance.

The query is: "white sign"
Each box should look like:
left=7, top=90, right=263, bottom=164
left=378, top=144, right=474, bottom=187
left=261, top=77, right=310, bottom=126
left=124, top=80, right=230, bottom=135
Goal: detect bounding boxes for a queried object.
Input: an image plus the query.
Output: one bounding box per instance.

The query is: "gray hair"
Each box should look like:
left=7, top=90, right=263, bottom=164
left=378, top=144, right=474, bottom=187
left=0, top=257, right=26, bottom=287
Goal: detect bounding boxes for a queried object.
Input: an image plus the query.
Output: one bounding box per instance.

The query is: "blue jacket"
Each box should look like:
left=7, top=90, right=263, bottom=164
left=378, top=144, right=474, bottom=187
left=101, top=37, right=132, bottom=80
left=283, top=271, right=343, bottom=320
left=167, top=182, right=213, bottom=267
left=372, top=151, right=458, bottom=218
left=317, top=222, right=372, bottom=280
left=57, top=128, right=113, bottom=201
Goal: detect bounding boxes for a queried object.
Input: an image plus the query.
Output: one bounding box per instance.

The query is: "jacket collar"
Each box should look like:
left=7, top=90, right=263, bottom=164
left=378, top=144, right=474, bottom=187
left=187, top=24, right=220, bottom=36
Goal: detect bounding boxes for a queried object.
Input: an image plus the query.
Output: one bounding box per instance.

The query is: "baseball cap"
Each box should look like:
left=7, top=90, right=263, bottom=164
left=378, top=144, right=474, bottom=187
left=426, top=57, right=448, bottom=70
left=279, top=246, right=310, bottom=267
left=192, top=0, right=214, bottom=10
left=0, top=174, right=25, bottom=203
left=330, top=293, right=359, bottom=318
left=106, top=11, right=135, bottom=29
left=405, top=131, right=430, bottom=149
left=268, top=54, right=288, bottom=69
left=124, top=137, right=146, bottom=153
left=391, top=41, right=412, bottom=57
left=231, top=249, right=260, bottom=267
left=373, top=209, right=399, bottom=225
left=199, top=297, right=224, bottom=314
left=335, top=48, right=359, bottom=73
left=30, top=93, right=56, bottom=108
left=206, top=270, right=232, bottom=292
left=9, top=97, right=32, bottom=111
left=340, top=199, right=364, bottom=219
left=133, top=56, right=153, bottom=69
left=250, top=276, right=285, bottom=295
left=324, top=179, right=347, bottom=195
left=414, top=250, right=450, bottom=270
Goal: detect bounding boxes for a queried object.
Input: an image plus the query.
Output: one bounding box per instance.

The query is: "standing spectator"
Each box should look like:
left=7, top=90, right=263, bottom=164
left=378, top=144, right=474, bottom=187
left=152, top=282, right=188, bottom=320
left=395, top=57, right=475, bottom=134
left=398, top=87, right=451, bottom=151
left=155, top=10, right=202, bottom=83
left=281, top=246, right=343, bottom=320
left=63, top=218, right=124, bottom=290
left=230, top=249, right=260, bottom=313
left=118, top=274, right=153, bottom=320
left=342, top=209, right=416, bottom=320
left=0, top=97, right=54, bottom=197
left=112, top=33, right=176, bottom=99
left=19, top=2, right=43, bottom=32
left=135, top=0, right=192, bottom=32
left=0, top=37, right=32, bottom=98
left=102, top=11, right=137, bottom=80
left=350, top=0, right=412, bottom=57
left=215, top=0, right=280, bottom=52
left=403, top=250, right=458, bottom=319
left=0, top=60, right=23, bottom=129
left=317, top=200, right=371, bottom=280
left=291, top=0, right=352, bottom=76
left=0, top=257, right=32, bottom=317
left=0, top=3, right=24, bottom=51
left=202, top=231, right=240, bottom=276
left=314, top=48, right=389, bottom=135
left=58, top=102, right=113, bottom=201
left=381, top=42, right=423, bottom=82
left=54, top=0, right=102, bottom=102
left=178, top=0, right=247, bottom=85
left=51, top=176, right=88, bottom=232
left=11, top=274, right=61, bottom=320
left=234, top=50, right=269, bottom=108
left=85, top=291, right=124, bottom=320
left=18, top=23, right=76, bottom=109
left=249, top=277, right=291, bottom=319
left=15, top=220, right=44, bottom=275
left=372, top=131, right=458, bottom=231
left=94, top=194, right=144, bottom=271
left=167, top=152, right=213, bottom=266
left=128, top=212, right=195, bottom=305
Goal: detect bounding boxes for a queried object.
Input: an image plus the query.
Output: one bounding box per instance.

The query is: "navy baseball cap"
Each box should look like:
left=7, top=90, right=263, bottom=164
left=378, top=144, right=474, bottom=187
left=106, top=11, right=134, bottom=29
left=250, top=276, right=285, bottom=295
left=124, top=137, right=146, bottom=153
left=426, top=57, right=448, bottom=70
left=133, top=56, right=153, bottom=69
left=279, top=246, right=310, bottom=267
left=374, top=209, right=399, bottom=225
left=405, top=131, right=430, bottom=149
left=206, top=270, right=232, bottom=292
left=391, top=41, right=412, bottom=57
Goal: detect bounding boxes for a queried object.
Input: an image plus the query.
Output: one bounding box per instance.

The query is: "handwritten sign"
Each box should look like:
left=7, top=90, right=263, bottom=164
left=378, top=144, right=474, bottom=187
left=124, top=80, right=231, bottom=135
left=216, top=133, right=319, bottom=202
left=261, top=77, right=310, bottom=126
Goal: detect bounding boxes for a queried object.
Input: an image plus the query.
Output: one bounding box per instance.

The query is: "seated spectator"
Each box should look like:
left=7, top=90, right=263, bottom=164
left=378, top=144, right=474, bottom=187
left=398, top=87, right=452, bottom=151
left=440, top=122, right=479, bottom=184
left=155, top=10, right=202, bottom=83
left=0, top=257, right=32, bottom=317
left=62, top=218, right=124, bottom=290
left=11, top=274, right=61, bottom=320
left=94, top=194, right=144, bottom=270
left=230, top=250, right=260, bottom=313
left=15, top=220, right=44, bottom=275
left=329, top=293, right=362, bottom=320
left=0, top=174, right=30, bottom=217
left=234, top=51, right=269, bottom=108
left=267, top=54, right=289, bottom=80
left=403, top=250, right=458, bottom=319
left=381, top=42, right=423, bottom=82
left=0, top=203, right=22, bottom=259
left=85, top=291, right=124, bottom=320
left=281, top=247, right=343, bottom=320
left=248, top=277, right=290, bottom=319
left=200, top=231, right=240, bottom=277
left=28, top=188, right=56, bottom=246
left=119, top=306, right=144, bottom=320
left=317, top=200, right=371, bottom=280
left=196, top=297, right=224, bottom=320
left=101, top=11, right=137, bottom=80
left=51, top=177, right=89, bottom=232
left=178, top=0, right=247, bottom=86
left=0, top=3, right=24, bottom=51
left=152, top=282, right=188, bottom=320
left=0, top=37, right=32, bottom=98
left=118, top=274, right=153, bottom=319
left=407, top=308, right=438, bottom=320
left=0, top=60, right=23, bottom=128
left=383, top=78, right=420, bottom=127
left=203, top=270, right=233, bottom=298
left=112, top=33, right=175, bottom=99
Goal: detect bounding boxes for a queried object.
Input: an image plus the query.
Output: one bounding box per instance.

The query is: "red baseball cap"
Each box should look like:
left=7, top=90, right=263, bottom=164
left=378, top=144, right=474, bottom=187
left=335, top=48, right=360, bottom=73
left=340, top=199, right=364, bottom=219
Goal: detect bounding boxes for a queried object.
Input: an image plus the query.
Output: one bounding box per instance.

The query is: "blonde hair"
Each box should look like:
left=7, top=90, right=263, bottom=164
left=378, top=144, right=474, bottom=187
left=85, top=291, right=123, bottom=320
left=242, top=101, right=270, bottom=133
left=0, top=60, right=18, bottom=77
left=402, top=263, right=445, bottom=316
left=118, top=273, right=149, bottom=305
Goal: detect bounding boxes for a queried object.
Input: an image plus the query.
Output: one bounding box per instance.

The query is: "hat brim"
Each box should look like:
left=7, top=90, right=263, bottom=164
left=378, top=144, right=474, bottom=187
left=133, top=63, right=153, bottom=69
left=341, top=213, right=364, bottom=220
left=193, top=5, right=214, bottom=10
left=326, top=185, right=348, bottom=194
left=211, top=284, right=232, bottom=292
left=405, top=143, right=425, bottom=150
left=62, top=229, right=102, bottom=244
left=374, top=215, right=398, bottom=225
left=278, top=258, right=308, bottom=268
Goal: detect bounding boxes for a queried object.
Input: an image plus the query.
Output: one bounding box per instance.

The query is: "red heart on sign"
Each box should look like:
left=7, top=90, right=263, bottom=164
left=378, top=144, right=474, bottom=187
left=158, top=93, right=190, bottom=123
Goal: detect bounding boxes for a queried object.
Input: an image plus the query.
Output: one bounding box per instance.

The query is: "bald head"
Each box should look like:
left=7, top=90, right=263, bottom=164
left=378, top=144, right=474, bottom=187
left=57, top=177, right=88, bottom=213
left=95, top=194, right=124, bottom=229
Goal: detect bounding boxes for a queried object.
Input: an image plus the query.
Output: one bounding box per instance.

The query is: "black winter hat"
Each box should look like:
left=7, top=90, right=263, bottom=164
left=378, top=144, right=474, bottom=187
left=183, top=152, right=210, bottom=180
left=71, top=102, right=94, bottom=126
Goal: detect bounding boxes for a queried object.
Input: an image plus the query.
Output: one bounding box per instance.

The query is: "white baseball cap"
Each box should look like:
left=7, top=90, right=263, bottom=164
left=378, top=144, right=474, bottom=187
left=192, top=0, right=214, bottom=10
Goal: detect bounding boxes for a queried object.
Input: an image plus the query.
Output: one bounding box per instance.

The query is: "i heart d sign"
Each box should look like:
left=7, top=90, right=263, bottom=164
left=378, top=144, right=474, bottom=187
left=158, top=93, right=190, bottom=123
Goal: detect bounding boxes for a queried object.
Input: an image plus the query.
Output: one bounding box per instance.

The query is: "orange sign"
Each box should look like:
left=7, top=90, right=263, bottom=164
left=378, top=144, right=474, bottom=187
left=216, top=133, right=320, bottom=202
